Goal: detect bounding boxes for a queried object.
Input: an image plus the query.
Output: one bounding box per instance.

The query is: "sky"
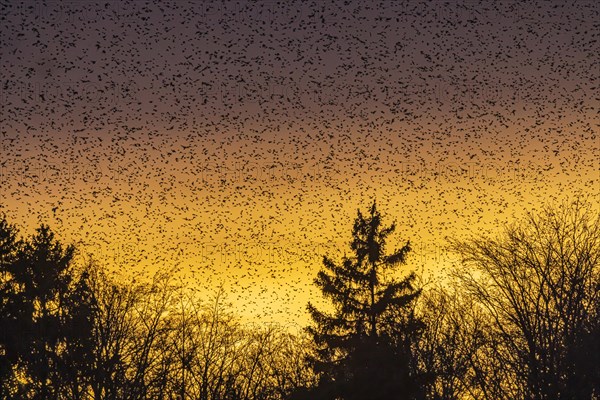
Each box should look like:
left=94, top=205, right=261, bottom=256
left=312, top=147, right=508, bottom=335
left=1, top=0, right=599, bottom=326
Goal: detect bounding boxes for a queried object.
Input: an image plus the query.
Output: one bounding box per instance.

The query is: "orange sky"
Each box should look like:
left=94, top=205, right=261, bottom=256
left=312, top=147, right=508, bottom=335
left=1, top=1, right=599, bottom=326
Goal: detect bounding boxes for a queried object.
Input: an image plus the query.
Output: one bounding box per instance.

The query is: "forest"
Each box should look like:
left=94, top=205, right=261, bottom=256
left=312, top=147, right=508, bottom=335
left=1, top=199, right=599, bottom=400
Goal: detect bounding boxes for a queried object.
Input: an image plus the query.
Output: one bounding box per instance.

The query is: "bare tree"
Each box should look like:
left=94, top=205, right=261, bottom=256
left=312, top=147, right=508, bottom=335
left=86, top=265, right=179, bottom=400
left=418, top=286, right=506, bottom=400
left=451, top=199, right=600, bottom=400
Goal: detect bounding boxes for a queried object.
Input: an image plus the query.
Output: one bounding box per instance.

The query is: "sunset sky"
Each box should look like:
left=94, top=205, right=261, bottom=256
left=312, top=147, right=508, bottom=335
left=1, top=0, right=598, bottom=327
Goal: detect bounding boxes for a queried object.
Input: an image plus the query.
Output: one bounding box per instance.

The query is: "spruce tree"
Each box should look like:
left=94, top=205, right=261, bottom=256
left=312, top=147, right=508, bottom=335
left=305, top=201, right=426, bottom=400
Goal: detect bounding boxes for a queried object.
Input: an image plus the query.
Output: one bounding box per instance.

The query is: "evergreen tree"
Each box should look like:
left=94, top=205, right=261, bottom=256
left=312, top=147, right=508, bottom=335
left=16, top=225, right=77, bottom=399
left=0, top=215, right=23, bottom=399
left=0, top=219, right=96, bottom=399
left=305, top=201, right=426, bottom=400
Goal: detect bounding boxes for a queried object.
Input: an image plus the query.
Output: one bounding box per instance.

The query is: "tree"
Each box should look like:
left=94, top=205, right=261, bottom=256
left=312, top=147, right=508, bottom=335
left=417, top=286, right=502, bottom=400
left=0, top=215, right=23, bottom=399
left=0, top=219, right=97, bottom=400
left=304, top=200, right=426, bottom=400
left=451, top=199, right=600, bottom=400
left=16, top=225, right=80, bottom=399
left=85, top=262, right=139, bottom=400
left=56, top=267, right=97, bottom=400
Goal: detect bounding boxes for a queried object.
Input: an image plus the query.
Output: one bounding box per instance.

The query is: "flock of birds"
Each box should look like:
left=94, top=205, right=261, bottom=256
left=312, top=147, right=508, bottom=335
left=1, top=0, right=598, bottom=324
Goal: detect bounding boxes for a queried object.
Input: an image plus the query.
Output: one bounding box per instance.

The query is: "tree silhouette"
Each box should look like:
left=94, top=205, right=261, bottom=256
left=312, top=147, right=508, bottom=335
left=451, top=199, right=600, bottom=400
left=417, top=286, right=500, bottom=400
left=0, top=219, right=96, bottom=399
left=85, top=265, right=314, bottom=400
left=4, top=202, right=597, bottom=400
left=304, top=201, right=426, bottom=400
left=0, top=215, right=23, bottom=398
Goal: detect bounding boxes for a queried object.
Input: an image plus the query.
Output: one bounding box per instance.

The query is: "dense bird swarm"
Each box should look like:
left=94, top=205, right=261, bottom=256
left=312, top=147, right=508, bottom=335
left=0, top=1, right=598, bottom=324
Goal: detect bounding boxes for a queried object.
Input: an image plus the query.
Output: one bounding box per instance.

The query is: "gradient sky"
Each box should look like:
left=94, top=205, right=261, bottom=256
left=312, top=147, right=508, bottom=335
left=1, top=0, right=599, bottom=327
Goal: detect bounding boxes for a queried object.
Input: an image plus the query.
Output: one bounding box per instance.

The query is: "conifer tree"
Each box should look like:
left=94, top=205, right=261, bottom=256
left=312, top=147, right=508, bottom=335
left=0, top=220, right=96, bottom=399
left=305, top=201, right=426, bottom=400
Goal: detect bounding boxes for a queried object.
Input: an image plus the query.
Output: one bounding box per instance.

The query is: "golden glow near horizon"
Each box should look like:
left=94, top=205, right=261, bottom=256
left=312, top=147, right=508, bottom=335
left=1, top=1, right=599, bottom=326
left=2, top=116, right=597, bottom=325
